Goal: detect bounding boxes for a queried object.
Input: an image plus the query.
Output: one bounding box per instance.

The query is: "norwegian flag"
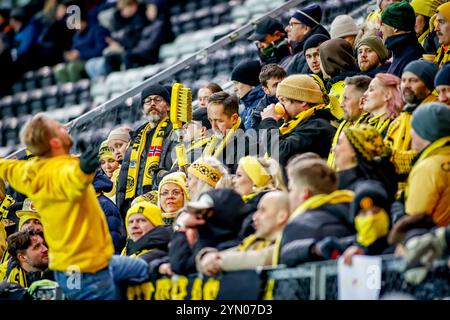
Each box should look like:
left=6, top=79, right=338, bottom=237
left=148, top=146, right=162, bottom=157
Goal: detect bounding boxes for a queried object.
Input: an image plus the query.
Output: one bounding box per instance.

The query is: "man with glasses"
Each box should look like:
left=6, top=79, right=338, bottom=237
left=116, top=85, right=177, bottom=215
left=284, top=3, right=330, bottom=75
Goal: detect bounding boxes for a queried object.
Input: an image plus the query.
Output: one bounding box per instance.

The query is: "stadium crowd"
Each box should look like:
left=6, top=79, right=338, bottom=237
left=1, top=0, right=450, bottom=300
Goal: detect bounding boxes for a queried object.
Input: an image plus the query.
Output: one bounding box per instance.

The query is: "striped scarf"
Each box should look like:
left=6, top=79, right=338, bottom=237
left=126, top=117, right=170, bottom=200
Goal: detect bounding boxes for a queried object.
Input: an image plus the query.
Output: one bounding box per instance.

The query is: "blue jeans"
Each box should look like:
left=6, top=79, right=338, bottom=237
left=54, top=255, right=150, bottom=300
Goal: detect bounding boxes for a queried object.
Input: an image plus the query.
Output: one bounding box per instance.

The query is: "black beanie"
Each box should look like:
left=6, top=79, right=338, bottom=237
left=193, top=107, right=211, bottom=130
left=231, top=60, right=262, bottom=87
left=350, top=180, right=390, bottom=219
left=141, top=85, right=171, bottom=105
left=303, top=34, right=330, bottom=54
left=434, top=63, right=450, bottom=87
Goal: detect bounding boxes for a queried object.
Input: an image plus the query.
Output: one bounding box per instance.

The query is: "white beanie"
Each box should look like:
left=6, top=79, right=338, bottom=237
left=330, top=15, right=358, bottom=39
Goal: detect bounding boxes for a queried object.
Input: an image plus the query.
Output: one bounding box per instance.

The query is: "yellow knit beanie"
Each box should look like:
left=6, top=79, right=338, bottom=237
left=239, top=156, right=271, bottom=188
left=437, top=1, right=450, bottom=21
left=411, top=0, right=446, bottom=18
left=158, top=172, right=190, bottom=201
left=344, top=125, right=386, bottom=161
left=125, top=202, right=163, bottom=230
left=98, top=140, right=114, bottom=161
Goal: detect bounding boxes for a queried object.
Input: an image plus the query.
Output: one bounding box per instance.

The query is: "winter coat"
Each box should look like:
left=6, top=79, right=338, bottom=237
left=94, top=171, right=126, bottom=254
left=251, top=94, right=278, bottom=130
left=279, top=202, right=355, bottom=267
left=71, top=23, right=110, bottom=61
left=406, top=137, right=450, bottom=227
left=285, top=24, right=330, bottom=75
left=258, top=108, right=336, bottom=166
left=122, top=225, right=172, bottom=264
left=385, top=32, right=424, bottom=77
left=240, top=85, right=265, bottom=130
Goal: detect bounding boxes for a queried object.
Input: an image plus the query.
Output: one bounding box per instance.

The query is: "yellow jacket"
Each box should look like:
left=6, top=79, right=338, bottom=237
left=0, top=155, right=114, bottom=273
left=385, top=95, right=438, bottom=176
left=0, top=220, right=6, bottom=261
left=405, top=137, right=450, bottom=227
left=328, top=80, right=346, bottom=120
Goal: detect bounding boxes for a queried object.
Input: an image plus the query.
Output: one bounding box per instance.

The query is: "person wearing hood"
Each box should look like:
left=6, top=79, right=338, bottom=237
left=380, top=1, right=424, bottom=76
left=121, top=202, right=172, bottom=264
left=319, top=38, right=359, bottom=120
left=356, top=35, right=391, bottom=78
left=230, top=59, right=265, bottom=130
left=94, top=171, right=126, bottom=254
left=284, top=3, right=330, bottom=75
left=247, top=16, right=290, bottom=67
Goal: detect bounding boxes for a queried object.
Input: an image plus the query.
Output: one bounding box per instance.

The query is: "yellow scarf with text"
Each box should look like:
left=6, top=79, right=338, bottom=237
left=126, top=117, right=170, bottom=199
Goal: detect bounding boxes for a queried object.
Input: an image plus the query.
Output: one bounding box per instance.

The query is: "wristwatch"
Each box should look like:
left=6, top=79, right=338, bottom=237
left=173, top=221, right=186, bottom=232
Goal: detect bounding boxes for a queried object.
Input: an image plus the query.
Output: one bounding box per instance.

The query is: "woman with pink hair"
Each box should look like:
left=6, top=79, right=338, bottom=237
left=361, top=73, right=403, bottom=137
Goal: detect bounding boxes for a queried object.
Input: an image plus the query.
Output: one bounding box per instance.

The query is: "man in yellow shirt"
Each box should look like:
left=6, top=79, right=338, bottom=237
left=0, top=114, right=148, bottom=299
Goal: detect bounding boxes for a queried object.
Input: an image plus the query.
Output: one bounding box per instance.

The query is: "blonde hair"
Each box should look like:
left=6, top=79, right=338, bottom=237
left=20, top=113, right=56, bottom=157
left=253, top=157, right=287, bottom=193
left=189, top=157, right=232, bottom=200
left=288, top=158, right=337, bottom=195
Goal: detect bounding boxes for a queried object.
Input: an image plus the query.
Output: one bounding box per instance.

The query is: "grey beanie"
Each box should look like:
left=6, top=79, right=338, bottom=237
left=330, top=15, right=358, bottom=39
left=403, top=60, right=439, bottom=90
left=412, top=102, right=450, bottom=142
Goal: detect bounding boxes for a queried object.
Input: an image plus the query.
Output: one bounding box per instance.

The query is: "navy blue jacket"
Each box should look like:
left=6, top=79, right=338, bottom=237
left=94, top=171, right=126, bottom=253
left=71, top=24, right=109, bottom=61
left=385, top=32, right=424, bottom=77
left=240, top=85, right=265, bottom=130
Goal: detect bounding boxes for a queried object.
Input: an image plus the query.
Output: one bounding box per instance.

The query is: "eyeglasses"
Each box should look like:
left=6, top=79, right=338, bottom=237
left=287, top=21, right=303, bottom=28
left=144, top=96, right=163, bottom=104
left=160, top=190, right=183, bottom=197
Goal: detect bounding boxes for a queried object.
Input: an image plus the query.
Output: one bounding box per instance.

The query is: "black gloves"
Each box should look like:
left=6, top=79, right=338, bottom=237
left=314, top=236, right=346, bottom=260
left=79, top=142, right=99, bottom=174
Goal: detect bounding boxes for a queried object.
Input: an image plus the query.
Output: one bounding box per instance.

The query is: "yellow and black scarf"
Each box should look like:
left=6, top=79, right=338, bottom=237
left=263, top=190, right=354, bottom=300
left=279, top=104, right=327, bottom=136
left=237, top=234, right=274, bottom=252
left=203, top=118, right=242, bottom=158
left=126, top=117, right=170, bottom=199
left=434, top=45, right=450, bottom=68
left=327, top=112, right=370, bottom=169
left=368, top=113, right=391, bottom=136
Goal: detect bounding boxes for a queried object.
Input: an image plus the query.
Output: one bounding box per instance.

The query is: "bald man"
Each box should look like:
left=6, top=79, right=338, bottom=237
left=195, top=191, right=290, bottom=276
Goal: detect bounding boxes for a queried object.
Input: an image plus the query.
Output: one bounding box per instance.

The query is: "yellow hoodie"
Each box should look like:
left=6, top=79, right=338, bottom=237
left=0, top=155, right=114, bottom=273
